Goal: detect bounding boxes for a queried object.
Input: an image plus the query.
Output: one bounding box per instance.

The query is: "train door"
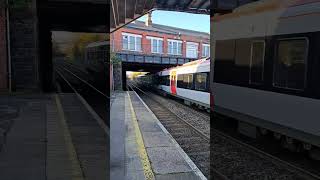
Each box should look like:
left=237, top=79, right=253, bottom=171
left=170, top=71, right=177, bottom=95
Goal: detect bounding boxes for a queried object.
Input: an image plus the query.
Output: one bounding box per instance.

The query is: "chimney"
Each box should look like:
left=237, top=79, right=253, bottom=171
left=145, top=12, right=152, bottom=26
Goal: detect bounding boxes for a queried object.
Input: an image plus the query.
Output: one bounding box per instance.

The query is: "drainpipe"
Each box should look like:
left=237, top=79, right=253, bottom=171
left=5, top=0, right=12, bottom=92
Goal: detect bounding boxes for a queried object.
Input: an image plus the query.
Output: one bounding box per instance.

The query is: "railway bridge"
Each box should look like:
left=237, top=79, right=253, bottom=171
left=0, top=0, right=256, bottom=92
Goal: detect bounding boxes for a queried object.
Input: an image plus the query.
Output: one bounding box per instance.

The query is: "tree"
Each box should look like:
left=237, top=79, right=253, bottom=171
left=65, top=33, right=108, bottom=62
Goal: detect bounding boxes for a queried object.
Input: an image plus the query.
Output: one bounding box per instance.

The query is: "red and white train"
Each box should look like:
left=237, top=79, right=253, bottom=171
left=157, top=58, right=210, bottom=110
left=212, top=0, right=320, bottom=158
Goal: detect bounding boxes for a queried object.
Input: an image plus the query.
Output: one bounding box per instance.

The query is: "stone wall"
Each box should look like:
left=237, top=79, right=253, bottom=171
left=0, top=6, right=7, bottom=91
left=112, top=62, right=122, bottom=91
left=9, top=1, right=40, bottom=91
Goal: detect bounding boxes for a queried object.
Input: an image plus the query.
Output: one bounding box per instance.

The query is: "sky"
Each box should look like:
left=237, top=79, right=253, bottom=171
left=137, top=10, right=210, bottom=33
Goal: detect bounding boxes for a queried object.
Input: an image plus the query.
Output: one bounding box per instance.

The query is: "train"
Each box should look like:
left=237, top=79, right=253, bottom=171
left=85, top=41, right=109, bottom=66
left=211, top=0, right=320, bottom=159
left=145, top=57, right=211, bottom=111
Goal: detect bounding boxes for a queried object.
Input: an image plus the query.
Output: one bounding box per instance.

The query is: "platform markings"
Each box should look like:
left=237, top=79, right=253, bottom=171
left=132, top=90, right=207, bottom=180
left=127, top=91, right=155, bottom=180
left=54, top=94, right=85, bottom=180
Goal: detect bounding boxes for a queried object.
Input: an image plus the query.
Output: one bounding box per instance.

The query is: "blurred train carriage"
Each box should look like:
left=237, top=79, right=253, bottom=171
left=136, top=74, right=158, bottom=89
left=212, top=0, right=320, bottom=158
left=85, top=41, right=109, bottom=92
left=85, top=41, right=109, bottom=66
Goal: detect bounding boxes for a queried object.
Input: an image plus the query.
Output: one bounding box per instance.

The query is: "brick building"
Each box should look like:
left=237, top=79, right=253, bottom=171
left=110, top=13, right=210, bottom=63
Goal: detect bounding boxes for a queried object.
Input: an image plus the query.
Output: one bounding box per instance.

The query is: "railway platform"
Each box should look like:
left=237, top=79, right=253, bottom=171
left=0, top=93, right=108, bottom=180
left=110, top=91, right=205, bottom=180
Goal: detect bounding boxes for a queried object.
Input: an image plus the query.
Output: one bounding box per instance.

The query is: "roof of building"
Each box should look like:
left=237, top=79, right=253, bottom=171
left=125, top=20, right=210, bottom=39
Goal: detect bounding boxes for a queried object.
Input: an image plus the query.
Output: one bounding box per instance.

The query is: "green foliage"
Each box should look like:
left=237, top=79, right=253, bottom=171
left=65, top=33, right=107, bottom=62
left=8, top=0, right=31, bottom=9
left=110, top=52, right=121, bottom=65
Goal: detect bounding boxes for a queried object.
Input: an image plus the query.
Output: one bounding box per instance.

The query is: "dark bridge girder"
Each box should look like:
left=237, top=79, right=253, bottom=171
left=122, top=62, right=175, bottom=73
left=111, top=0, right=262, bottom=32
left=111, top=0, right=211, bottom=32
left=37, top=1, right=109, bottom=91
left=39, top=1, right=109, bottom=33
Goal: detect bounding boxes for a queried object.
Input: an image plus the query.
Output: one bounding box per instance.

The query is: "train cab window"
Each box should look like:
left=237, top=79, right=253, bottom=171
left=165, top=76, right=170, bottom=86
left=195, top=73, right=208, bottom=91
left=274, top=38, right=308, bottom=90
left=160, top=76, right=169, bottom=86
left=250, top=41, right=265, bottom=84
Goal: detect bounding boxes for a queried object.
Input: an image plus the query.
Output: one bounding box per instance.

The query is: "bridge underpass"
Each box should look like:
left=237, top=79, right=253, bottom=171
left=121, top=61, right=177, bottom=90
left=38, top=1, right=108, bottom=92
left=1, top=0, right=108, bottom=92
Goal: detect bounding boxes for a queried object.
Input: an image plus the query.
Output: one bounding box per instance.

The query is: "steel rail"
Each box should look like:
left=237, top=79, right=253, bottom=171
left=128, top=83, right=229, bottom=180
left=128, top=83, right=320, bottom=180
left=129, top=82, right=209, bottom=140
left=57, top=66, right=109, bottom=99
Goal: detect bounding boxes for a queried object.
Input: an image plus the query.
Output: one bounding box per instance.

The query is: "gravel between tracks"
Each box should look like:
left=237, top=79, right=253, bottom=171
left=147, top=92, right=210, bottom=137
left=146, top=91, right=312, bottom=180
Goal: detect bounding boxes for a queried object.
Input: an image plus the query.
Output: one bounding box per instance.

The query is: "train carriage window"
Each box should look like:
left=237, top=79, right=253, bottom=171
left=177, top=74, right=184, bottom=88
left=183, top=74, right=193, bottom=89
left=250, top=41, right=265, bottom=84
left=195, top=73, right=207, bottom=91
left=177, top=74, right=193, bottom=89
left=274, top=38, right=308, bottom=90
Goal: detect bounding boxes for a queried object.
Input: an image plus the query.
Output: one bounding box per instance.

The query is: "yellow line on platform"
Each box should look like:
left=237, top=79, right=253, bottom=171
left=127, top=92, right=155, bottom=180
left=54, top=94, right=85, bottom=180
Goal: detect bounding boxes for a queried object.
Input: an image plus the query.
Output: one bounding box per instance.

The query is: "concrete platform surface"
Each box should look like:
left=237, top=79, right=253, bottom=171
left=110, top=91, right=206, bottom=180
left=0, top=93, right=108, bottom=180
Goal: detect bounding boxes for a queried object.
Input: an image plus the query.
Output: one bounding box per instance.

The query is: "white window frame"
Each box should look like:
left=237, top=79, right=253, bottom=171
left=122, top=32, right=142, bottom=52
left=147, top=36, right=163, bottom=54
left=202, top=44, right=210, bottom=57
left=167, top=39, right=182, bottom=55
left=272, top=37, right=309, bottom=91
left=249, top=40, right=265, bottom=85
left=186, top=42, right=199, bottom=58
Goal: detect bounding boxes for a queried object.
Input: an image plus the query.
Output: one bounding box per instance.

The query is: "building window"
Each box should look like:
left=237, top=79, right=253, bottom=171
left=195, top=73, right=208, bottom=91
left=273, top=38, right=308, bottom=90
left=202, top=44, right=210, bottom=57
left=168, top=40, right=182, bottom=55
left=122, top=33, right=142, bottom=51
left=147, top=36, right=163, bottom=54
left=186, top=42, right=199, bottom=58
left=249, top=41, right=265, bottom=85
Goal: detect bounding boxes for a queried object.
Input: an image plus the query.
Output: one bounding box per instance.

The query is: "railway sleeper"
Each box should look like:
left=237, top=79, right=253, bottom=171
left=309, top=147, right=320, bottom=161
left=237, top=120, right=320, bottom=159
left=280, top=137, right=303, bottom=153
left=184, top=100, right=191, bottom=106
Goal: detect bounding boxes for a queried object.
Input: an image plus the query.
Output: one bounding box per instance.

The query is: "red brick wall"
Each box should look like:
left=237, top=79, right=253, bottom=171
left=0, top=7, right=7, bottom=90
left=111, top=27, right=210, bottom=59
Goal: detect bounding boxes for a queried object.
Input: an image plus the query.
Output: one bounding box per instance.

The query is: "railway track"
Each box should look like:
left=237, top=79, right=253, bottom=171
left=54, top=61, right=109, bottom=126
left=132, top=82, right=320, bottom=180
left=128, top=83, right=211, bottom=179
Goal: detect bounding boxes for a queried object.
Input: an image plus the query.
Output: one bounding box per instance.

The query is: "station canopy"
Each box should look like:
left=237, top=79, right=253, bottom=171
left=110, top=0, right=260, bottom=32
